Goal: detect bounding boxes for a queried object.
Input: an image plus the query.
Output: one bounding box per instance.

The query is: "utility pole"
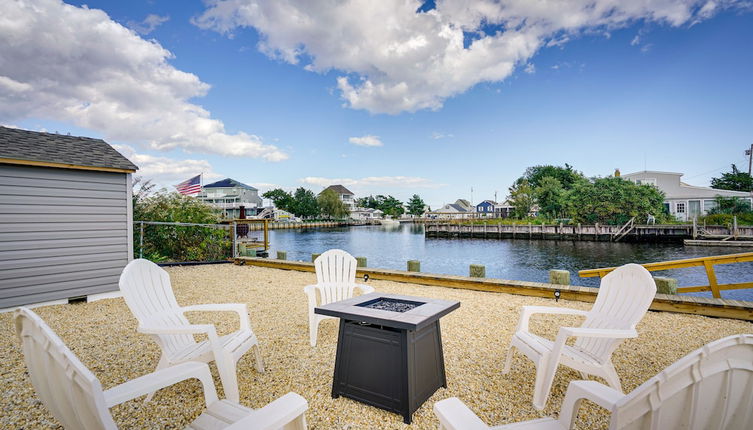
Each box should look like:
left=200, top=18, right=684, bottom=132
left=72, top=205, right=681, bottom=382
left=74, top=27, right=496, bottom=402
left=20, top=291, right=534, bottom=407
left=747, top=143, right=753, bottom=176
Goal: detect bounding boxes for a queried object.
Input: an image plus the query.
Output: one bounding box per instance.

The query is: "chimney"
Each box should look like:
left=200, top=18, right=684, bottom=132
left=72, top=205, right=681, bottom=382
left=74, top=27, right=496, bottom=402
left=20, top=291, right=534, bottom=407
left=614, top=168, right=621, bottom=177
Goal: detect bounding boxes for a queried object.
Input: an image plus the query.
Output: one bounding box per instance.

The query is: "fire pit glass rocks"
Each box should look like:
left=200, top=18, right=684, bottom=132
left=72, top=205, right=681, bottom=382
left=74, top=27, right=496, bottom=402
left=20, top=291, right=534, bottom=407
left=315, top=292, right=460, bottom=424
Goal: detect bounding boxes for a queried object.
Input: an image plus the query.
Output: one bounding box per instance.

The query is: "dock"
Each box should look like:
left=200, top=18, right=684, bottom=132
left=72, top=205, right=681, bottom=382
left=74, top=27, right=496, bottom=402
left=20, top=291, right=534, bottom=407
left=425, top=222, right=753, bottom=243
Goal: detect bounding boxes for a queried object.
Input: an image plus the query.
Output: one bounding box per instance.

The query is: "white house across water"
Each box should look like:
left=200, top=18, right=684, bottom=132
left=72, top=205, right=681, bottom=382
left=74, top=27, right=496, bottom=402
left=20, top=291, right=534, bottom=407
left=622, top=170, right=752, bottom=221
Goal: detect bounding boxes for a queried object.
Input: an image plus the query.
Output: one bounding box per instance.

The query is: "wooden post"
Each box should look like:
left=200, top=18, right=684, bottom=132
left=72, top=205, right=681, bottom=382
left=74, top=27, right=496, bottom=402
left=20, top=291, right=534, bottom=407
left=692, top=217, right=697, bottom=239
left=529, top=223, right=532, bottom=239
left=469, top=264, right=485, bottom=278
left=549, top=270, right=570, bottom=285
left=704, top=261, right=721, bottom=298
left=356, top=257, right=367, bottom=268
left=734, top=216, right=739, bottom=239
left=139, top=222, right=144, bottom=259
left=232, top=221, right=237, bottom=258
left=407, top=260, right=420, bottom=272
left=277, top=251, right=287, bottom=260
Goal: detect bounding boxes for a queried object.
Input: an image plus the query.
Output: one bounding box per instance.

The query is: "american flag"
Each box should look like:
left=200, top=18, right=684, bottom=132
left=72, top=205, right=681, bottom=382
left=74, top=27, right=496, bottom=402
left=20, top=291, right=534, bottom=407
left=175, top=174, right=201, bottom=195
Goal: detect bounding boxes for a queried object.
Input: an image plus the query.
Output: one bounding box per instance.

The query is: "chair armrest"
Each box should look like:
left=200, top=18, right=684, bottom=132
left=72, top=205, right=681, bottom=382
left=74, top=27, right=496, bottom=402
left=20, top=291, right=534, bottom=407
left=433, top=397, right=489, bottom=430
left=181, top=303, right=250, bottom=331
left=559, top=327, right=638, bottom=339
left=516, top=306, right=589, bottom=332
left=558, top=381, right=623, bottom=429
left=138, top=323, right=217, bottom=336
left=103, top=362, right=219, bottom=408
left=225, top=392, right=309, bottom=430
left=355, top=284, right=375, bottom=294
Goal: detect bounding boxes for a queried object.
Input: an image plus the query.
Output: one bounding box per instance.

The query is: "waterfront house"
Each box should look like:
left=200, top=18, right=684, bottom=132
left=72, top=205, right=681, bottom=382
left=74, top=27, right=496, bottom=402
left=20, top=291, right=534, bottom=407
left=494, top=200, right=515, bottom=218
left=622, top=170, right=752, bottom=221
left=197, top=178, right=263, bottom=219
left=428, top=199, right=472, bottom=219
left=350, top=207, right=383, bottom=221
left=320, top=184, right=356, bottom=211
left=0, top=126, right=138, bottom=309
left=476, top=200, right=497, bottom=217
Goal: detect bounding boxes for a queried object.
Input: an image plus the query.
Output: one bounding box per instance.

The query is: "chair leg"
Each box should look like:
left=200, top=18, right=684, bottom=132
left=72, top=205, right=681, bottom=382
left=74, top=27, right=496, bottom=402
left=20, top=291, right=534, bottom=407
left=216, top=352, right=240, bottom=403
left=253, top=344, right=265, bottom=373
left=309, top=317, right=319, bottom=347
left=145, top=354, right=168, bottom=403
left=502, top=345, right=515, bottom=374
left=602, top=362, right=623, bottom=392
left=532, top=356, right=558, bottom=411
left=282, top=413, right=307, bottom=430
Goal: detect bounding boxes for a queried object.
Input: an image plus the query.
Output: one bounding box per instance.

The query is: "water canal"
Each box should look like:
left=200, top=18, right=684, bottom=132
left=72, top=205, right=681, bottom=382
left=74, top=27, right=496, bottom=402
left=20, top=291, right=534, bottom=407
left=267, top=224, right=753, bottom=301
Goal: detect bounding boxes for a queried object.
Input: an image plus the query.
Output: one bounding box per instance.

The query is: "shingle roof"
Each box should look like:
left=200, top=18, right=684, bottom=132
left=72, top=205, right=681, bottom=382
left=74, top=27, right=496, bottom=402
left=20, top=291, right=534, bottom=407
left=203, top=178, right=257, bottom=190
left=0, top=126, right=138, bottom=171
left=321, top=184, right=354, bottom=195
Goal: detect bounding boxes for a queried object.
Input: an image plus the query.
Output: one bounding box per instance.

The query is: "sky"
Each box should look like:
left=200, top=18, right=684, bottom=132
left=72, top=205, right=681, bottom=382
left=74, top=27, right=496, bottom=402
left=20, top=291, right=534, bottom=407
left=1, top=0, right=752, bottom=209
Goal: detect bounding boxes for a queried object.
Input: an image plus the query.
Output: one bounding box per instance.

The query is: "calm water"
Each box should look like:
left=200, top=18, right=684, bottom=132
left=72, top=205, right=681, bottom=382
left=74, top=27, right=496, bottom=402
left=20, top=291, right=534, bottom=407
left=267, top=224, right=753, bottom=301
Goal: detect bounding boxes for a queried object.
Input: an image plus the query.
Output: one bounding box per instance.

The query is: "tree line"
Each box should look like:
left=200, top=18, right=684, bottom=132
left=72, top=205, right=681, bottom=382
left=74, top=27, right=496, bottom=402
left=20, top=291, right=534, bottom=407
left=262, top=188, right=428, bottom=219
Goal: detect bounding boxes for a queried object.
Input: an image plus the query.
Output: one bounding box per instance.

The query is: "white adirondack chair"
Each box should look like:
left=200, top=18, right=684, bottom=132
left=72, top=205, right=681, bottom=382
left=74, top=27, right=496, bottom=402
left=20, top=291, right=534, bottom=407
left=503, top=263, right=656, bottom=410
left=303, top=249, right=374, bottom=346
left=14, top=307, right=308, bottom=430
left=436, top=333, right=753, bottom=430
left=119, top=258, right=264, bottom=403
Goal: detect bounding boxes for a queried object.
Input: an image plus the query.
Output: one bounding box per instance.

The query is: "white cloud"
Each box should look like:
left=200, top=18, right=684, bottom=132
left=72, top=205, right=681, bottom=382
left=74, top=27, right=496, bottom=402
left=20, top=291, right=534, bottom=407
left=113, top=144, right=222, bottom=188
left=300, top=176, right=441, bottom=189
left=0, top=0, right=287, bottom=161
left=193, top=0, right=741, bottom=114
left=348, top=135, right=383, bottom=147
left=128, top=14, right=170, bottom=35
left=631, top=35, right=642, bottom=45
left=523, top=63, right=536, bottom=74
left=431, top=131, right=453, bottom=139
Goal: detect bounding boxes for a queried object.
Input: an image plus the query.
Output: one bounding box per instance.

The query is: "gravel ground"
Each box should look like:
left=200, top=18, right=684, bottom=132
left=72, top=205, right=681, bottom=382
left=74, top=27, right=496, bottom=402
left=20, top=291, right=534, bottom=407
left=1, top=264, right=752, bottom=429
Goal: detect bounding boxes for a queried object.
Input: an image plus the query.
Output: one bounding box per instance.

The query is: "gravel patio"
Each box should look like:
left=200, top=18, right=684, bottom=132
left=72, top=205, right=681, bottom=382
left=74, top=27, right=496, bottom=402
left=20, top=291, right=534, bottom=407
left=2, top=264, right=751, bottom=429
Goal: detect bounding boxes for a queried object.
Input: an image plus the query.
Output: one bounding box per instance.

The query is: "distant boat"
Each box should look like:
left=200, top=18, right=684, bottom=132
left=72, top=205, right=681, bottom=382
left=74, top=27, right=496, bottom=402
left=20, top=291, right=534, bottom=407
left=380, top=219, right=400, bottom=226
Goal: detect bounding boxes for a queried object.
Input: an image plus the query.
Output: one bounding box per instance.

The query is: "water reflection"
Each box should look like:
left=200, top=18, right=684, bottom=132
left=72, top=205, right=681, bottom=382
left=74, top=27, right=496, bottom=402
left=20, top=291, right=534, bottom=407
left=268, top=224, right=753, bottom=301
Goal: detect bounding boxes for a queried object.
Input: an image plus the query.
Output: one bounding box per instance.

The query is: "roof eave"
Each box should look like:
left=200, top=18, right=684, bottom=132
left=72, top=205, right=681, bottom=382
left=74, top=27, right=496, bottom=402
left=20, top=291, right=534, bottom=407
left=0, top=157, right=137, bottom=173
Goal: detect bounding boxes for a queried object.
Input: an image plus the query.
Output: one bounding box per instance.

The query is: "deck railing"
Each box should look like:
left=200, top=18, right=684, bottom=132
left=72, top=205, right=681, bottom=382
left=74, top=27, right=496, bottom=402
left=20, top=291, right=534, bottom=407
left=579, top=252, right=753, bottom=298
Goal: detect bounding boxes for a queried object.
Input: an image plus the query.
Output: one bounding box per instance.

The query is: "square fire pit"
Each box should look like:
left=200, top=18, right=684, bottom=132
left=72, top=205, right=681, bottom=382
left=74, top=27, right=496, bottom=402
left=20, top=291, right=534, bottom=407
left=315, top=292, right=460, bottom=424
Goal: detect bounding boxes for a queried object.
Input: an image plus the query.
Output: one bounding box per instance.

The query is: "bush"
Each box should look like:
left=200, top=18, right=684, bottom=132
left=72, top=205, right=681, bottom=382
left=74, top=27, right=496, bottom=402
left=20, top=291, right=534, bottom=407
left=134, top=184, right=230, bottom=262
left=701, top=213, right=753, bottom=226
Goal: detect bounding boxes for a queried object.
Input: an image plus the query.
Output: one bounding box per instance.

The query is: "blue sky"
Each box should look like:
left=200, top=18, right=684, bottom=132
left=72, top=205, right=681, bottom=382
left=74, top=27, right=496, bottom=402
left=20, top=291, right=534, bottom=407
left=2, top=1, right=752, bottom=208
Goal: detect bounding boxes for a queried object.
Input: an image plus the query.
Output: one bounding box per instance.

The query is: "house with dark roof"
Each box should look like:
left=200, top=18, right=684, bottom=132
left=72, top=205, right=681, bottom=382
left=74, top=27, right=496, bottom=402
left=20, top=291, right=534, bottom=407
left=320, top=184, right=355, bottom=210
left=197, top=178, right=263, bottom=219
left=0, top=126, right=138, bottom=309
left=476, top=200, right=497, bottom=217
left=428, top=199, right=473, bottom=219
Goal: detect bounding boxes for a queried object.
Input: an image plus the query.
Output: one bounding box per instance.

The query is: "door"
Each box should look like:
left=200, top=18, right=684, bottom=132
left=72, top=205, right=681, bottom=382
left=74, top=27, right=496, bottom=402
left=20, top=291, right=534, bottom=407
left=689, top=200, right=701, bottom=219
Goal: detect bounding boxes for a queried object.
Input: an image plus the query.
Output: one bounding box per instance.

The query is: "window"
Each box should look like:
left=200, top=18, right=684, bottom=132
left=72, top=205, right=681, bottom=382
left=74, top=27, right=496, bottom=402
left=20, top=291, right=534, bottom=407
left=703, top=199, right=717, bottom=213
left=676, top=202, right=686, bottom=213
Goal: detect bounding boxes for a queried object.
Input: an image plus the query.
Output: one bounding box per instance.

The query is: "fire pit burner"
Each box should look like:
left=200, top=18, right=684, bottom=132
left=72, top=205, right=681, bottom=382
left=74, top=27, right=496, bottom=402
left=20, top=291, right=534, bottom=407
left=315, top=292, right=460, bottom=424
left=356, top=297, right=424, bottom=313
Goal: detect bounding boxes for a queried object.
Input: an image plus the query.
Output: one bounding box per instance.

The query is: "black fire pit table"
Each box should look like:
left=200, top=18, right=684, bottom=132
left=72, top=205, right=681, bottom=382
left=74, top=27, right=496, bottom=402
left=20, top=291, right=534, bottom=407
left=315, top=292, right=460, bottom=424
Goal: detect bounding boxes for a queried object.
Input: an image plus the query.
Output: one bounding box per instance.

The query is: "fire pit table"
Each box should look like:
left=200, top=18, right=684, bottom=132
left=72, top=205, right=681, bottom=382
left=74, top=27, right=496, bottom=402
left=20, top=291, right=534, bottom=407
left=315, top=292, right=460, bottom=424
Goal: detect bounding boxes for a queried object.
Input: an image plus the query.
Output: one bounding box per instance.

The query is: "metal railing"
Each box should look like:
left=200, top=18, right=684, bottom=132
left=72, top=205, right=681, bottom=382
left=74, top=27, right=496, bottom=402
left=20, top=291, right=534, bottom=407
left=579, top=252, right=753, bottom=298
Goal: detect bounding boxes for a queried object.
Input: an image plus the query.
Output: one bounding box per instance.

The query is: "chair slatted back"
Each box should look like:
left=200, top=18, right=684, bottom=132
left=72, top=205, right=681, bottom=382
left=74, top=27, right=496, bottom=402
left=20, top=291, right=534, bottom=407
left=119, top=259, right=195, bottom=355
left=313, top=249, right=358, bottom=306
left=14, top=307, right=117, bottom=430
left=576, top=264, right=656, bottom=361
left=612, top=334, right=753, bottom=430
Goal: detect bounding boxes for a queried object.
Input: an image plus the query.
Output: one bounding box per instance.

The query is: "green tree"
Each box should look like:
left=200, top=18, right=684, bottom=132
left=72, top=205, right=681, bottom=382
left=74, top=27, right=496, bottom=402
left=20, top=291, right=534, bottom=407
left=711, top=164, right=753, bottom=192
left=380, top=195, right=405, bottom=217
left=317, top=189, right=349, bottom=219
left=535, top=177, right=566, bottom=219
left=290, top=187, right=319, bottom=218
left=133, top=184, right=229, bottom=262
left=262, top=188, right=294, bottom=211
left=509, top=179, right=536, bottom=219
left=517, top=164, right=585, bottom=190
left=406, top=194, right=426, bottom=216
left=568, top=177, right=665, bottom=224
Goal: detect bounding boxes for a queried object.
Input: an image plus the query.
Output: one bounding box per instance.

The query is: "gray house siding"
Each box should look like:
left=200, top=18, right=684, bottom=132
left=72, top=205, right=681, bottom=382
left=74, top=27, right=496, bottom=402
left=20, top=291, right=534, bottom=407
left=0, top=164, right=131, bottom=308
